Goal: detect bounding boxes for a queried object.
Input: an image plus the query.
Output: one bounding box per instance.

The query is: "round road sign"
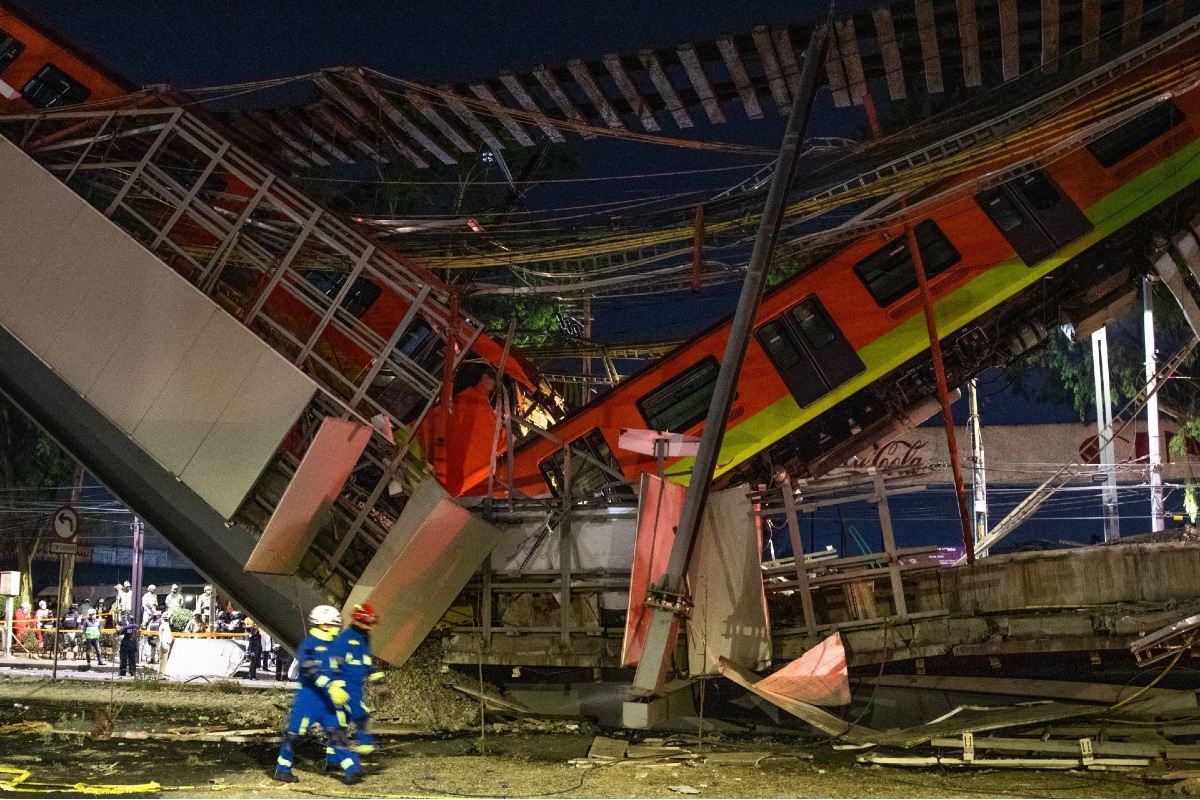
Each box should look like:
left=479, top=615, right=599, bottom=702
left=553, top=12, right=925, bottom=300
left=53, top=506, right=79, bottom=541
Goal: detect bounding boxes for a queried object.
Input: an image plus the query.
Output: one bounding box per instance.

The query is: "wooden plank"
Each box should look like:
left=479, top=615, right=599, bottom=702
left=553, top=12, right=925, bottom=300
left=914, top=0, right=945, bottom=94
left=566, top=59, right=625, bottom=129
left=957, top=0, right=982, bottom=88
left=999, top=0, right=1021, bottom=80
left=588, top=735, right=629, bottom=762
left=931, top=735, right=1163, bottom=758
left=403, top=90, right=474, bottom=153
left=1081, top=0, right=1102, bottom=65
left=245, top=109, right=330, bottom=167
left=639, top=50, right=694, bottom=128
left=1042, top=0, right=1060, bottom=75
left=439, top=86, right=508, bottom=152
left=862, top=675, right=1198, bottom=709
left=751, top=25, right=791, bottom=113
left=1122, top=0, right=1143, bottom=49
left=229, top=110, right=311, bottom=168
left=716, top=35, right=763, bottom=119
left=469, top=81, right=536, bottom=146
left=676, top=43, right=727, bottom=123
left=879, top=703, right=1105, bottom=748
left=771, top=27, right=803, bottom=97
left=308, top=101, right=388, bottom=164
left=602, top=54, right=659, bottom=131
left=499, top=71, right=566, bottom=142
left=833, top=18, right=868, bottom=105
left=532, top=65, right=592, bottom=139
left=348, top=73, right=457, bottom=164
left=274, top=106, right=355, bottom=164
left=313, top=73, right=429, bottom=168
left=824, top=36, right=852, bottom=108
left=871, top=7, right=907, bottom=100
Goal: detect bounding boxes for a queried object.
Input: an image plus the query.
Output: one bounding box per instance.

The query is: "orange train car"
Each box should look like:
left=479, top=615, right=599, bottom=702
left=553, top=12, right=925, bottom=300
left=457, top=41, right=1200, bottom=499
left=0, top=2, right=546, bottom=494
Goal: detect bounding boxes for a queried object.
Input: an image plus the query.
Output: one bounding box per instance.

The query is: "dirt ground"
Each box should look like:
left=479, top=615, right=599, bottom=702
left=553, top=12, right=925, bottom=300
left=0, top=671, right=1178, bottom=799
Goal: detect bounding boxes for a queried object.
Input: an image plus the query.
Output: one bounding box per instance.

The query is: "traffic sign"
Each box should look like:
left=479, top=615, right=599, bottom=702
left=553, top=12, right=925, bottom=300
left=49, top=542, right=77, bottom=555
left=52, top=506, right=78, bottom=542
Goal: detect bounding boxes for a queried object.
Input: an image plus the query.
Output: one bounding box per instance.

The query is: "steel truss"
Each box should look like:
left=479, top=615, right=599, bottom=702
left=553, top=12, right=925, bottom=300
left=0, top=105, right=484, bottom=606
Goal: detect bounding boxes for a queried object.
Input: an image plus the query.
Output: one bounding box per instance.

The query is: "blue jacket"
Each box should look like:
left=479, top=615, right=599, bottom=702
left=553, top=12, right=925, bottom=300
left=296, top=627, right=348, bottom=706
left=333, top=625, right=385, bottom=698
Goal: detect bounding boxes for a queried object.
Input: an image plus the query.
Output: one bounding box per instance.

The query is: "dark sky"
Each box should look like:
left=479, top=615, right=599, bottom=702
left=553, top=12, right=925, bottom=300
left=16, top=1, right=828, bottom=90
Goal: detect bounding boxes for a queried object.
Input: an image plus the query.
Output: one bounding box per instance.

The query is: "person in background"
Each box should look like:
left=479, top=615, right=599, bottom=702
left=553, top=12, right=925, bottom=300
left=81, top=609, right=103, bottom=666
left=185, top=611, right=206, bottom=634
left=117, top=613, right=139, bottom=677
left=274, top=642, right=292, bottom=682
left=34, top=600, right=50, bottom=651
left=156, top=612, right=173, bottom=678
left=115, top=582, right=133, bottom=617
left=332, top=603, right=387, bottom=758
left=164, top=584, right=184, bottom=613
left=60, top=604, right=81, bottom=660
left=196, top=585, right=213, bottom=629
left=13, top=602, right=30, bottom=654
left=245, top=619, right=263, bottom=680
left=273, top=605, right=361, bottom=785
left=140, top=585, right=158, bottom=663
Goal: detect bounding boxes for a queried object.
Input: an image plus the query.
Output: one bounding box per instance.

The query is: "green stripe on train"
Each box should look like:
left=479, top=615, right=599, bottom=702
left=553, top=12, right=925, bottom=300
left=666, top=140, right=1200, bottom=484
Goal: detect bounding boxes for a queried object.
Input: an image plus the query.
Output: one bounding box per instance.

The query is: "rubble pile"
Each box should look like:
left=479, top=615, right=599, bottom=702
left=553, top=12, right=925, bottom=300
left=373, top=639, right=480, bottom=730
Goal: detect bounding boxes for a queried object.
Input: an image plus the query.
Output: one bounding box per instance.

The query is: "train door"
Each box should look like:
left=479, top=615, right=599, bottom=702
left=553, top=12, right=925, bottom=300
left=538, top=428, right=634, bottom=500
left=754, top=296, right=864, bottom=408
left=975, top=169, right=1092, bottom=266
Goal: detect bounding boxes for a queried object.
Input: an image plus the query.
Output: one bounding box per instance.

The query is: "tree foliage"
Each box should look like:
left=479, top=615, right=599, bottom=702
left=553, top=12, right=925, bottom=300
left=0, top=396, right=76, bottom=606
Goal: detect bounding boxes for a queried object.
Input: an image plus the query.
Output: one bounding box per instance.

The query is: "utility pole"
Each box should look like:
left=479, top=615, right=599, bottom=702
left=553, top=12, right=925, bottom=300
left=968, top=379, right=988, bottom=556
left=131, top=516, right=144, bottom=628
left=1144, top=275, right=1164, bottom=531
left=630, top=24, right=830, bottom=697
left=1092, top=327, right=1120, bottom=541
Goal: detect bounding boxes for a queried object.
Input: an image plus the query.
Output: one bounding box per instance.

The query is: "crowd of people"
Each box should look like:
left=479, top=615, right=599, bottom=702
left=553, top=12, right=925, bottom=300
left=6, top=581, right=293, bottom=680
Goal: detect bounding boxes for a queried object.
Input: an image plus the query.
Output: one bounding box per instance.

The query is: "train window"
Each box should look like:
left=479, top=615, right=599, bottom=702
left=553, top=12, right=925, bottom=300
left=1087, top=101, right=1183, bottom=168
left=755, top=295, right=864, bottom=409
left=21, top=64, right=90, bottom=108
left=396, top=317, right=445, bottom=375
left=537, top=428, right=632, bottom=500
left=636, top=356, right=719, bottom=433
left=976, top=169, right=1092, bottom=266
left=791, top=300, right=835, bottom=348
left=301, top=270, right=381, bottom=318
left=0, top=31, right=24, bottom=75
left=853, top=221, right=960, bottom=307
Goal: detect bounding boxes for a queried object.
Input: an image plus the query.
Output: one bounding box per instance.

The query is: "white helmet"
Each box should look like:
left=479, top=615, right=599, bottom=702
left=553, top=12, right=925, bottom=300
left=308, top=605, right=341, bottom=627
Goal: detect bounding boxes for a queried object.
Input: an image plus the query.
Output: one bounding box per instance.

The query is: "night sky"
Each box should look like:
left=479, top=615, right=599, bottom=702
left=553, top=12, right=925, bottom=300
left=11, top=1, right=1168, bottom=545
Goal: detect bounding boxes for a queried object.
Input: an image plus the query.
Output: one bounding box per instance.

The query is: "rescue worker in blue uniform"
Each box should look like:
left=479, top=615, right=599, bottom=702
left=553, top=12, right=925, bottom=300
left=273, top=605, right=362, bottom=785
left=331, top=602, right=387, bottom=760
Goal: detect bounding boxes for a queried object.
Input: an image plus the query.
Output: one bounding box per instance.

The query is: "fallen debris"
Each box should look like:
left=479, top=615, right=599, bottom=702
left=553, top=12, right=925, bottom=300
left=668, top=785, right=701, bottom=794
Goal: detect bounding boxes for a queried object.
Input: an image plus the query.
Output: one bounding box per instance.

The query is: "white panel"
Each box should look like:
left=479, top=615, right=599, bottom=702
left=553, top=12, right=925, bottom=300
left=3, top=214, right=131, bottom=358
left=43, top=235, right=169, bottom=395
left=0, top=141, right=89, bottom=319
left=86, top=273, right=215, bottom=433
left=133, top=311, right=264, bottom=475
left=181, top=349, right=316, bottom=519
left=247, top=418, right=371, bottom=574
left=687, top=487, right=771, bottom=676
left=343, top=476, right=447, bottom=611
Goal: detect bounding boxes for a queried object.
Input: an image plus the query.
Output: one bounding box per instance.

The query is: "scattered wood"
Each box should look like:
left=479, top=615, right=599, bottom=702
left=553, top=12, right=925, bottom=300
left=444, top=681, right=533, bottom=715
left=668, top=785, right=700, bottom=794
left=588, top=735, right=628, bottom=762
left=859, top=753, right=1151, bottom=769
left=931, top=735, right=1163, bottom=757
left=703, top=751, right=777, bottom=766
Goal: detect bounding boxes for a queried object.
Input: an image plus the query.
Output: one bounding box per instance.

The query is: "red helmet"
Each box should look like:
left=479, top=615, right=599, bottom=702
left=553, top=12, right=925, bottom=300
left=351, top=603, right=378, bottom=626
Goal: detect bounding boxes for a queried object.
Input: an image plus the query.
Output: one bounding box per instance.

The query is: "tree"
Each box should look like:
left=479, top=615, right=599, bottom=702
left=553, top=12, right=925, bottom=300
left=0, top=396, right=76, bottom=607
